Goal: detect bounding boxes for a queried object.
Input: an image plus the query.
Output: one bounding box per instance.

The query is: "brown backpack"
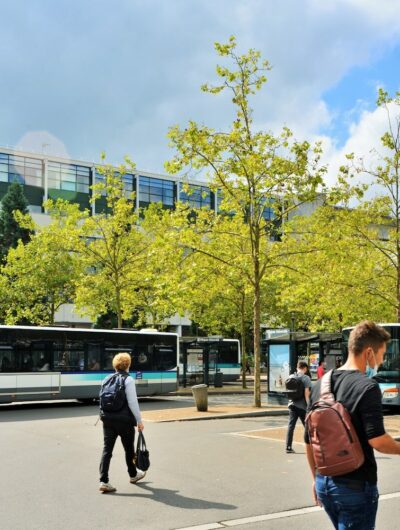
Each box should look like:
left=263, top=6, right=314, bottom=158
left=306, top=370, right=365, bottom=476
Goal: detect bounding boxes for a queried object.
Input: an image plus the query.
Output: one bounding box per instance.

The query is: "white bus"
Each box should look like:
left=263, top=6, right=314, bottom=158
left=342, top=324, right=400, bottom=408
left=179, top=337, right=241, bottom=384
left=0, top=325, right=179, bottom=404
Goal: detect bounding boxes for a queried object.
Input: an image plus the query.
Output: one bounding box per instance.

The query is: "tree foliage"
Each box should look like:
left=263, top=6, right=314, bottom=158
left=166, top=37, right=325, bottom=406
left=277, top=205, right=394, bottom=330
left=0, top=205, right=81, bottom=324
left=328, top=89, right=400, bottom=321
left=0, top=182, right=32, bottom=262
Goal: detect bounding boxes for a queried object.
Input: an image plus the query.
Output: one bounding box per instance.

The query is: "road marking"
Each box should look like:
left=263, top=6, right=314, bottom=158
left=178, top=523, right=226, bottom=530
left=226, top=430, right=305, bottom=445
left=174, top=491, right=400, bottom=530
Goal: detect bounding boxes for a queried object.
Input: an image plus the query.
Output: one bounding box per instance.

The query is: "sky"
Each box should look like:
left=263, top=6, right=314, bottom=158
left=1, top=0, right=400, bottom=186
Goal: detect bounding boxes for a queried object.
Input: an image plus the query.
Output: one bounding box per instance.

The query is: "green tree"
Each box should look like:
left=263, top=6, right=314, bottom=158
left=72, top=160, right=149, bottom=328
left=277, top=204, right=394, bottom=330
left=331, top=89, right=400, bottom=321
left=166, top=37, right=325, bottom=406
left=0, top=206, right=82, bottom=324
left=134, top=203, right=188, bottom=328
left=0, top=182, right=32, bottom=262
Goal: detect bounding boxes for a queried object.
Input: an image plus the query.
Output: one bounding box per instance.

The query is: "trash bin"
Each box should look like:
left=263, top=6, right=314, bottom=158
left=191, top=384, right=208, bottom=412
left=214, top=372, right=223, bottom=388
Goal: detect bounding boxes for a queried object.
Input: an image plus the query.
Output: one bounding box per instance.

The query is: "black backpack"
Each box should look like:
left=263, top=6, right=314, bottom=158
left=285, top=374, right=305, bottom=401
left=99, top=373, right=127, bottom=412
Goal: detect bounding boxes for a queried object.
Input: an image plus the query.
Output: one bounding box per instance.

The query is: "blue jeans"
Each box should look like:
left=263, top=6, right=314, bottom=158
left=316, top=475, right=379, bottom=530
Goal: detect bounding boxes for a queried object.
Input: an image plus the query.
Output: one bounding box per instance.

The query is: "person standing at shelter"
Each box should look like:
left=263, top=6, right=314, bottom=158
left=317, top=360, right=325, bottom=379
left=99, top=352, right=145, bottom=493
left=305, top=320, right=400, bottom=529
left=285, top=361, right=311, bottom=453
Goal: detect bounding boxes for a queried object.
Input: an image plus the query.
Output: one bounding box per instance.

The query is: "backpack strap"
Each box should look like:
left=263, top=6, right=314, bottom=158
left=319, top=369, right=335, bottom=402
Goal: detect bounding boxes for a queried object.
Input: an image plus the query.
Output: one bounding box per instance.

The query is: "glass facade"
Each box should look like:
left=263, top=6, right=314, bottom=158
left=139, top=175, right=174, bottom=208
left=0, top=153, right=43, bottom=187
left=180, top=184, right=211, bottom=209
left=94, top=170, right=135, bottom=198
left=48, top=162, right=90, bottom=193
left=1, top=151, right=288, bottom=225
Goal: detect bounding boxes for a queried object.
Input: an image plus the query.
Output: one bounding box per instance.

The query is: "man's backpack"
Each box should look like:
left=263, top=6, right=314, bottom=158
left=305, top=370, right=365, bottom=476
left=285, top=374, right=305, bottom=401
left=99, top=373, right=127, bottom=412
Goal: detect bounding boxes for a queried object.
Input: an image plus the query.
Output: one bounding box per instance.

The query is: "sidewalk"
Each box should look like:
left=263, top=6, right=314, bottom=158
left=143, top=378, right=288, bottom=422
left=142, top=403, right=287, bottom=422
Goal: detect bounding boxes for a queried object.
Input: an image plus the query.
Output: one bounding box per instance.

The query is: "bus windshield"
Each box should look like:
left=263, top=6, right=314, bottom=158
left=342, top=325, right=400, bottom=383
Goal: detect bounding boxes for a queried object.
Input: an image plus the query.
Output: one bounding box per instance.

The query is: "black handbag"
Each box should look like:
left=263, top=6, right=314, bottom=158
left=135, top=431, right=150, bottom=471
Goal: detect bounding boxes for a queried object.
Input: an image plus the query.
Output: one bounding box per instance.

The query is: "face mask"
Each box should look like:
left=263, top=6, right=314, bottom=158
left=366, top=351, right=378, bottom=378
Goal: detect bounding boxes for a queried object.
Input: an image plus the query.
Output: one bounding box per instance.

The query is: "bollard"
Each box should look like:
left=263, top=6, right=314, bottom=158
left=191, top=384, right=208, bottom=412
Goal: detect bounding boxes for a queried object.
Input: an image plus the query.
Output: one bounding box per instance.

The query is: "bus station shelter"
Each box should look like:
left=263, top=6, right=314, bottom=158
left=179, top=338, right=223, bottom=388
left=262, top=332, right=342, bottom=401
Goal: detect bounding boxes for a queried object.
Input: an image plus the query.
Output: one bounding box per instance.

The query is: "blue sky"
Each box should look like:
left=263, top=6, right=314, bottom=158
left=322, top=41, right=400, bottom=145
left=1, top=0, right=400, bottom=183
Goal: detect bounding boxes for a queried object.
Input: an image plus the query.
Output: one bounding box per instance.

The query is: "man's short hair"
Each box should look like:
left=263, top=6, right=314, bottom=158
left=297, top=361, right=309, bottom=370
left=348, top=321, right=390, bottom=355
left=112, top=352, right=131, bottom=371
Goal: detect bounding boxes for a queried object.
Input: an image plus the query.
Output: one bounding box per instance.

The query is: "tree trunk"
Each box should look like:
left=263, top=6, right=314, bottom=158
left=240, top=292, right=247, bottom=389
left=253, top=241, right=261, bottom=407
left=253, top=280, right=261, bottom=407
left=50, top=300, right=55, bottom=325
left=116, top=285, right=122, bottom=329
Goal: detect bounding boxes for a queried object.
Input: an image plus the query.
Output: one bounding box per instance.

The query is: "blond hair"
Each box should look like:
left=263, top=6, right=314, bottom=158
left=112, top=352, right=131, bottom=371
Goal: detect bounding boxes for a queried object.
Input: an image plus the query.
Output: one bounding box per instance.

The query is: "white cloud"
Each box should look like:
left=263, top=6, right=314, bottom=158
left=1, top=0, right=400, bottom=177
left=320, top=101, right=397, bottom=189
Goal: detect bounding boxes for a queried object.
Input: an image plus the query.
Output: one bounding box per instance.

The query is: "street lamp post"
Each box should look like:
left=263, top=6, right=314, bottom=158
left=290, top=312, right=296, bottom=373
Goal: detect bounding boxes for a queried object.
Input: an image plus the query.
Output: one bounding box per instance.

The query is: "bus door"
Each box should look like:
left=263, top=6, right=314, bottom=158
left=153, top=345, right=177, bottom=392
left=0, top=346, right=16, bottom=398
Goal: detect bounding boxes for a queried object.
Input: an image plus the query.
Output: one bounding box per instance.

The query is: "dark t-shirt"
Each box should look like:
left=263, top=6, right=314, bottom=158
left=304, top=370, right=386, bottom=484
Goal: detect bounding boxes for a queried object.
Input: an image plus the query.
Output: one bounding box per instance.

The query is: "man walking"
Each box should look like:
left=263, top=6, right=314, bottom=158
left=305, top=320, right=400, bottom=529
left=285, top=361, right=311, bottom=453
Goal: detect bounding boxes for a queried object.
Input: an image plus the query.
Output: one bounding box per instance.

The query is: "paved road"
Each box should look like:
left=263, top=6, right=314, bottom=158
left=1, top=399, right=399, bottom=530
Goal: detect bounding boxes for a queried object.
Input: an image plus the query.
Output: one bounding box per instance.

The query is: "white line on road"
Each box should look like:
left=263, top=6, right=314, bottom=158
left=174, top=491, right=400, bottom=530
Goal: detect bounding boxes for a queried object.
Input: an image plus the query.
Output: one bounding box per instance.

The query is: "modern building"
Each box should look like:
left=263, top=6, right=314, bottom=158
left=0, top=146, right=219, bottom=222
left=0, top=146, right=217, bottom=331
left=0, top=146, right=306, bottom=331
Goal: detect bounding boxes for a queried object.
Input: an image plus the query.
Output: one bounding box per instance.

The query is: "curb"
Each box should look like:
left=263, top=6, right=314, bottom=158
left=149, top=409, right=289, bottom=423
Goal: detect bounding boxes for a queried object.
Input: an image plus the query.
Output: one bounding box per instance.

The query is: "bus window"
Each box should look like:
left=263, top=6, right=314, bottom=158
left=0, top=352, right=12, bottom=371
left=130, top=345, right=153, bottom=371
left=218, top=342, right=239, bottom=364
left=152, top=346, right=176, bottom=371
left=380, top=338, right=400, bottom=372
left=88, top=342, right=103, bottom=370
left=53, top=338, right=85, bottom=371
left=31, top=340, right=51, bottom=371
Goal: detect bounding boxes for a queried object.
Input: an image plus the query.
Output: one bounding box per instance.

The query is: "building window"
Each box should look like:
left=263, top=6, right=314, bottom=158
left=48, top=162, right=90, bottom=194
left=94, top=171, right=135, bottom=198
left=139, top=176, right=174, bottom=207
left=0, top=153, right=43, bottom=188
left=179, top=184, right=211, bottom=209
